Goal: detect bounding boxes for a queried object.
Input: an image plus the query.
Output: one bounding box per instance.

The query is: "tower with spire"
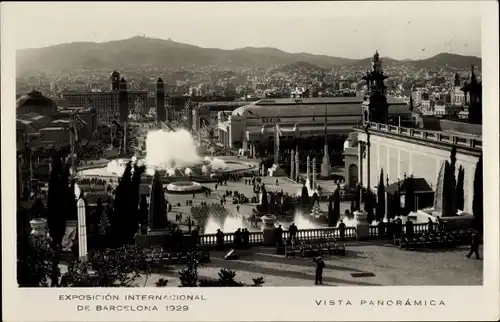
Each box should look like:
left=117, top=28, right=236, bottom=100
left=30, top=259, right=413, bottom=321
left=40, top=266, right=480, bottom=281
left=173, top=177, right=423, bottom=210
left=461, top=65, right=482, bottom=124
left=118, top=77, right=128, bottom=124
left=361, top=50, right=389, bottom=124
left=110, top=71, right=120, bottom=91
left=320, top=105, right=331, bottom=177
left=156, top=77, right=166, bottom=126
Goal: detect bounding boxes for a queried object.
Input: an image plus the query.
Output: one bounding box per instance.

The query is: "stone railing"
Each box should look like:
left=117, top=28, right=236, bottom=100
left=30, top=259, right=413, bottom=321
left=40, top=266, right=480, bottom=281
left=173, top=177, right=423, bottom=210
left=197, top=224, right=436, bottom=247
left=361, top=122, right=482, bottom=151
left=199, top=231, right=264, bottom=246
left=368, top=223, right=429, bottom=237
left=198, top=227, right=358, bottom=247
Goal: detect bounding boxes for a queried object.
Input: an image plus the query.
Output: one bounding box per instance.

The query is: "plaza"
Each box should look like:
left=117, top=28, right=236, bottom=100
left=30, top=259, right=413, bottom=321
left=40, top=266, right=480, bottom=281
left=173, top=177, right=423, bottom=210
left=137, top=241, right=482, bottom=287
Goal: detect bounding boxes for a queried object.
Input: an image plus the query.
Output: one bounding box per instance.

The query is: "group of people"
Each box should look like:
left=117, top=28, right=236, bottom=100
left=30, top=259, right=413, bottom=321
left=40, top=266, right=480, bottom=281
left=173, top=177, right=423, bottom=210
left=214, top=228, right=251, bottom=249
left=274, top=223, right=299, bottom=245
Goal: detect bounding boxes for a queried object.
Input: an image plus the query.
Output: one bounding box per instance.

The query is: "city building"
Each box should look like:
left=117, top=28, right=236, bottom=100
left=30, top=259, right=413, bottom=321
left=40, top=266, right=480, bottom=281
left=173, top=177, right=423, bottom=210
left=61, top=71, right=148, bottom=123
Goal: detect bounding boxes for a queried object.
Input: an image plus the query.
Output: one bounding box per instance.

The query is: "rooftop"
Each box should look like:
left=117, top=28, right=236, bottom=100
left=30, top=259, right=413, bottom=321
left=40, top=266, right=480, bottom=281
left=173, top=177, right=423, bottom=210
left=232, top=96, right=409, bottom=118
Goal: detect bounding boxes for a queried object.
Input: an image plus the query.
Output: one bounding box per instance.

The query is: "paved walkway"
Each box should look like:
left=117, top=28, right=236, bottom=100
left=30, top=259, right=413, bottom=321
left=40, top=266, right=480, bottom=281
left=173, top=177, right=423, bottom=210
left=136, top=242, right=483, bottom=287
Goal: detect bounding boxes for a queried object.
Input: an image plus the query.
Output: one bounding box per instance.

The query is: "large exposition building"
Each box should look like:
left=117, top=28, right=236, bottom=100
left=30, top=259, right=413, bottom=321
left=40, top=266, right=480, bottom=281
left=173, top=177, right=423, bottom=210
left=344, top=56, right=482, bottom=215
left=217, top=95, right=410, bottom=148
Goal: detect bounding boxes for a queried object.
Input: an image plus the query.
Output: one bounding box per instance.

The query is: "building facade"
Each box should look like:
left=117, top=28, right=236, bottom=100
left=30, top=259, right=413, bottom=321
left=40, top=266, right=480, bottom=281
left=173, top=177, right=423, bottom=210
left=351, top=122, right=481, bottom=213
left=61, top=71, right=147, bottom=124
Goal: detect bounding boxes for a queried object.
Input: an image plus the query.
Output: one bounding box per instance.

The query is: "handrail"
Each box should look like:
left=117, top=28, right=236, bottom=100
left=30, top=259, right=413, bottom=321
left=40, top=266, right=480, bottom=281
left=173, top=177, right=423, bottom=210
left=359, top=122, right=482, bottom=150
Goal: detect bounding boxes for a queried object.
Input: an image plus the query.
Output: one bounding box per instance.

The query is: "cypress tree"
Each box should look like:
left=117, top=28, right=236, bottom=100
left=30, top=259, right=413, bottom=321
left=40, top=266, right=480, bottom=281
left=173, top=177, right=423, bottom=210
left=260, top=185, right=269, bottom=215
left=364, top=190, right=375, bottom=224
left=472, top=154, right=483, bottom=231
left=404, top=175, right=415, bottom=216
left=327, top=195, right=334, bottom=227
left=139, top=195, right=149, bottom=227
left=455, top=166, right=465, bottom=211
left=110, top=162, right=133, bottom=246
left=300, top=185, right=310, bottom=213
left=332, top=185, right=341, bottom=226
left=47, top=155, right=66, bottom=247
left=149, top=171, right=169, bottom=229
left=376, top=169, right=386, bottom=221
left=47, top=153, right=71, bottom=287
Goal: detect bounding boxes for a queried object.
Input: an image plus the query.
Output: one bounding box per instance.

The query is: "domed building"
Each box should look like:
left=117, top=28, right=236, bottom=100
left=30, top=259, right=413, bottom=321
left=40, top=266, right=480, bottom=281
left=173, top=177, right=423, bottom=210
left=16, top=90, right=58, bottom=115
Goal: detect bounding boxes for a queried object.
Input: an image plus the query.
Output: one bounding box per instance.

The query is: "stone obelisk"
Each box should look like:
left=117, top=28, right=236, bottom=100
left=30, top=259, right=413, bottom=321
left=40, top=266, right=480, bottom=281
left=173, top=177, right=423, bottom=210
left=306, top=155, right=311, bottom=186
left=290, top=150, right=295, bottom=181
left=77, top=198, right=88, bottom=262
left=312, top=157, right=317, bottom=190
left=321, top=105, right=332, bottom=177
left=295, top=150, right=299, bottom=183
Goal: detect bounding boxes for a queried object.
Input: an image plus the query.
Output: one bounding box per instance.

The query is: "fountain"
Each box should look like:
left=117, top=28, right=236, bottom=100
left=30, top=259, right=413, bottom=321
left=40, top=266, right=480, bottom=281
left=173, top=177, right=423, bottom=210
left=77, top=128, right=255, bottom=180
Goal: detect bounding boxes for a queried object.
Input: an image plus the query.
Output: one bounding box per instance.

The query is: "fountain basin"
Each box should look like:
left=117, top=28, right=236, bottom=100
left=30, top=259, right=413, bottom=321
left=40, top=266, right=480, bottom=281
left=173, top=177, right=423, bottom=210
left=165, top=181, right=204, bottom=194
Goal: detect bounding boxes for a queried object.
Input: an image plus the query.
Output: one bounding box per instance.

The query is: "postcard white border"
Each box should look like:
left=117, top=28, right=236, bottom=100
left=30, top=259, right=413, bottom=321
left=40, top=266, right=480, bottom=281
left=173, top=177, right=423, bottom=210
left=2, top=1, right=499, bottom=321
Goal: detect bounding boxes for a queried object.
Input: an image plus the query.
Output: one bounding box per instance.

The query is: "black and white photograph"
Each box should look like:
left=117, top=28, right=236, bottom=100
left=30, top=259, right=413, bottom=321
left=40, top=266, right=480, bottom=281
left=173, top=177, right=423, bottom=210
left=2, top=1, right=499, bottom=321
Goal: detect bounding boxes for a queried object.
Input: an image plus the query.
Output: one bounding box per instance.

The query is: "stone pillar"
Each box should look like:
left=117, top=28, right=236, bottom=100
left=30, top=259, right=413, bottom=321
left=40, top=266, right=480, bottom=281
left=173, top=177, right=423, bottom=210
left=358, top=143, right=363, bottom=186
left=295, top=150, right=299, bottom=183
left=354, top=210, right=370, bottom=240
left=261, top=164, right=265, bottom=177
left=366, top=139, right=371, bottom=189
left=312, top=157, right=317, bottom=190
left=261, top=215, right=277, bottom=246
left=77, top=198, right=88, bottom=262
left=306, top=155, right=311, bottom=184
left=290, top=149, right=295, bottom=181
left=30, top=218, right=48, bottom=237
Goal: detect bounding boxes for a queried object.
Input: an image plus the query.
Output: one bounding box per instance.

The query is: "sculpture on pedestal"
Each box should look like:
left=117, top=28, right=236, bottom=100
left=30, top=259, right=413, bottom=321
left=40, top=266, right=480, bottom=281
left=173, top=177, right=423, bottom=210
left=306, top=155, right=311, bottom=186
left=320, top=105, right=332, bottom=177
left=295, top=150, right=299, bottom=183
left=312, top=157, right=317, bottom=190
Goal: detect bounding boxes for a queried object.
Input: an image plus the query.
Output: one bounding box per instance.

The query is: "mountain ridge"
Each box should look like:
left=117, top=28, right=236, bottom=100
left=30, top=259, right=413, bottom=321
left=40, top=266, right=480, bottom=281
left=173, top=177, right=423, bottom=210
left=16, top=36, right=482, bottom=74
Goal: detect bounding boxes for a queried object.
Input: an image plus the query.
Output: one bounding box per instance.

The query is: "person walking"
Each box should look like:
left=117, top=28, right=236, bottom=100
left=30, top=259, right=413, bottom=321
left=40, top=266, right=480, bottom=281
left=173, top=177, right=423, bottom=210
left=313, top=257, right=325, bottom=285
left=466, top=230, right=481, bottom=260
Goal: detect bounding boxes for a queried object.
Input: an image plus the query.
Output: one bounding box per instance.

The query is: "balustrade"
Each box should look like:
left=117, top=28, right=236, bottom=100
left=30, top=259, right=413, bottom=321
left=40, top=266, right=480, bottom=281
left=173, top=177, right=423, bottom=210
left=197, top=223, right=431, bottom=247
left=363, top=122, right=481, bottom=150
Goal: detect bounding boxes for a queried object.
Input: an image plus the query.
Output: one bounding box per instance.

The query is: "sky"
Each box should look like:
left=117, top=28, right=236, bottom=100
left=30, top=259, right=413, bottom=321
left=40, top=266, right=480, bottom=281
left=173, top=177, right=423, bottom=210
left=4, top=1, right=482, bottom=60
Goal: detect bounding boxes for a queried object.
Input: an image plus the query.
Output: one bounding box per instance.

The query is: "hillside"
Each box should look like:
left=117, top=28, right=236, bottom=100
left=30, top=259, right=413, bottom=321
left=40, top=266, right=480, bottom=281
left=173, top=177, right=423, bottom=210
left=16, top=37, right=481, bottom=74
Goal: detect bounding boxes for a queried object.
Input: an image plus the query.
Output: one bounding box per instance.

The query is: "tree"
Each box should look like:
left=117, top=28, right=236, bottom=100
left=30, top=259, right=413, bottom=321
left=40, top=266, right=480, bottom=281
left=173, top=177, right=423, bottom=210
left=47, top=156, right=66, bottom=248
left=455, top=166, right=465, bottom=211
left=60, top=245, right=148, bottom=287
left=442, top=147, right=457, bottom=217
left=110, top=162, right=133, bottom=246
left=364, top=190, right=375, bottom=224
left=139, top=195, right=149, bottom=227
left=178, top=253, right=264, bottom=287
left=404, top=175, right=415, bottom=216
left=354, top=184, right=361, bottom=211
left=332, top=185, right=341, bottom=226
left=149, top=171, right=169, bottom=230
left=327, top=195, right=334, bottom=227
left=300, top=185, right=310, bottom=213
left=46, top=155, right=70, bottom=286
left=472, top=154, right=483, bottom=231
left=259, top=185, right=269, bottom=214
left=17, top=235, right=54, bottom=287
left=376, top=169, right=386, bottom=221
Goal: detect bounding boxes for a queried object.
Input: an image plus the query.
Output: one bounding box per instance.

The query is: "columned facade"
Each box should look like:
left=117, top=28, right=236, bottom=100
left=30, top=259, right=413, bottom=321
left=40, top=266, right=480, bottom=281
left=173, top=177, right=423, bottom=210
left=355, top=123, right=481, bottom=213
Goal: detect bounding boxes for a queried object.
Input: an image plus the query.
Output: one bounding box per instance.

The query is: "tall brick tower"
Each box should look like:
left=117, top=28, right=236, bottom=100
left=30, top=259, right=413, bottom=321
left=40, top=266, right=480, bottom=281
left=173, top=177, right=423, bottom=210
left=118, top=77, right=128, bottom=124
left=156, top=77, right=165, bottom=126
left=110, top=71, right=120, bottom=91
